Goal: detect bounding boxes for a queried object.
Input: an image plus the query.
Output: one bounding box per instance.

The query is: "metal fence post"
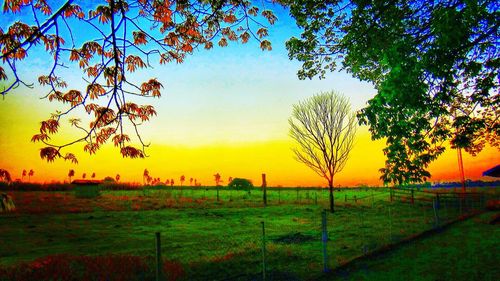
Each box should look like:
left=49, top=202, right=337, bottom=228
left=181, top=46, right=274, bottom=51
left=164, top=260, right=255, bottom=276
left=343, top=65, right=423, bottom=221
left=261, top=221, right=267, bottom=281
left=321, top=210, right=329, bottom=273
left=155, top=232, right=162, bottom=281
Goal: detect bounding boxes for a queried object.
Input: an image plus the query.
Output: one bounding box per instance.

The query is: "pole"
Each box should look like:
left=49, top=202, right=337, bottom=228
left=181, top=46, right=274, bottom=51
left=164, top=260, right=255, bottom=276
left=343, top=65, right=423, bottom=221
left=261, top=221, right=267, bottom=281
left=262, top=174, right=267, bottom=207
left=155, top=232, right=162, bottom=281
left=321, top=210, right=329, bottom=272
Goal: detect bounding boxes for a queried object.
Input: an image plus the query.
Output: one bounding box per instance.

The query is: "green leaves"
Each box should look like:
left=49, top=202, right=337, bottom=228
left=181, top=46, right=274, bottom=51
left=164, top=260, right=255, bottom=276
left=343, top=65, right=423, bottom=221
left=286, top=0, right=500, bottom=184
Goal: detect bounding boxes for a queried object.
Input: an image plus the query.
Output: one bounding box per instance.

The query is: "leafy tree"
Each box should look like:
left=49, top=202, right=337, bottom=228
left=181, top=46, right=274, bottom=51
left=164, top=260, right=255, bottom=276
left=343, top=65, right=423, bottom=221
left=227, top=178, right=253, bottom=189
left=116, top=174, right=120, bottom=182
left=68, top=169, right=75, bottom=182
left=91, top=172, right=96, bottom=179
left=143, top=169, right=149, bottom=185
left=0, top=0, right=277, bottom=162
left=21, top=169, right=27, bottom=181
left=82, top=173, right=87, bottom=179
left=103, top=176, right=115, bottom=182
left=289, top=91, right=356, bottom=213
left=189, top=177, right=193, bottom=186
left=0, top=169, right=12, bottom=183
left=180, top=175, right=185, bottom=186
left=214, top=173, right=222, bottom=186
left=28, top=169, right=34, bottom=181
left=170, top=178, right=174, bottom=187
left=284, top=0, right=499, bottom=185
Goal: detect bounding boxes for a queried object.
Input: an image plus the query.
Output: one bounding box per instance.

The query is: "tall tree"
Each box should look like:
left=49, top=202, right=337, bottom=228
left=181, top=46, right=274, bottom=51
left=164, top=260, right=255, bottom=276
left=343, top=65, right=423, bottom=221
left=180, top=175, right=185, bottom=186
left=0, top=169, right=12, bottom=183
left=289, top=91, right=356, bottom=213
left=0, top=0, right=277, bottom=162
left=214, top=173, right=222, bottom=186
left=68, top=169, right=75, bottom=183
left=285, top=0, right=499, bottom=185
left=22, top=169, right=27, bottom=181
left=82, top=172, right=86, bottom=179
left=143, top=169, right=149, bottom=185
left=28, top=169, right=34, bottom=181
left=116, top=174, right=120, bottom=182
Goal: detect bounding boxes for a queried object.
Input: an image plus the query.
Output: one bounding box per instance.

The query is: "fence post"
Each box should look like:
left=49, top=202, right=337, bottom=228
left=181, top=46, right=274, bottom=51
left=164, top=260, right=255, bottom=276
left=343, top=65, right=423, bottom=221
left=321, top=210, right=330, bottom=273
left=390, top=188, right=393, bottom=202
left=433, top=199, right=440, bottom=228
left=411, top=189, right=414, bottom=205
left=262, top=174, right=267, bottom=207
left=344, top=194, right=347, bottom=202
left=155, top=232, right=162, bottom=281
left=388, top=205, right=393, bottom=242
left=436, top=193, right=440, bottom=209
left=261, top=221, right=267, bottom=281
left=296, top=188, right=299, bottom=202
left=216, top=186, right=219, bottom=202
left=354, top=195, right=357, bottom=203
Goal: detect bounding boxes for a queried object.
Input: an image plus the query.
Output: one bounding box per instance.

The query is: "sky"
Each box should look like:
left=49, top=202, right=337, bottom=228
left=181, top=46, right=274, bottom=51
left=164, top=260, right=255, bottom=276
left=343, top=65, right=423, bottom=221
left=0, top=2, right=498, bottom=186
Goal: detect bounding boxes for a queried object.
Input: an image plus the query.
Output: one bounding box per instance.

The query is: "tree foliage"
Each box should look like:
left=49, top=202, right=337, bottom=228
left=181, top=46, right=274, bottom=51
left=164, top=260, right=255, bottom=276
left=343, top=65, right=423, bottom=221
left=227, top=177, right=253, bottom=189
left=289, top=91, right=356, bottom=212
left=0, top=0, right=277, bottom=162
left=284, top=0, right=499, bottom=185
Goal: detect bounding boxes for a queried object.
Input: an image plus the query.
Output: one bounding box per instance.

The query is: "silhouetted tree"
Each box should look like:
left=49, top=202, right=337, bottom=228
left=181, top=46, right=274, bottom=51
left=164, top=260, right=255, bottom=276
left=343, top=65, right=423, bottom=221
left=82, top=173, right=87, bottom=179
left=116, top=174, right=120, bottom=182
left=214, top=173, right=222, bottom=186
left=28, top=169, right=34, bottom=181
left=289, top=91, right=357, bottom=213
left=190, top=178, right=193, bottom=186
left=1, top=1, right=276, bottom=162
left=91, top=172, right=96, bottom=179
left=180, top=175, right=185, bottom=186
left=165, top=179, right=170, bottom=186
left=228, top=178, right=253, bottom=189
left=170, top=179, right=174, bottom=187
left=0, top=169, right=12, bottom=183
left=143, top=169, right=149, bottom=185
left=21, top=169, right=27, bottom=181
left=228, top=177, right=233, bottom=185
left=68, top=169, right=75, bottom=183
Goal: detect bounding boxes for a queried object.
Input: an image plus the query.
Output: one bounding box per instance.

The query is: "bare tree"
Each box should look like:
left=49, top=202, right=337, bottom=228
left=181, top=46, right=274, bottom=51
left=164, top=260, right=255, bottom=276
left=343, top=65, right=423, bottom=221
left=289, top=91, right=357, bottom=213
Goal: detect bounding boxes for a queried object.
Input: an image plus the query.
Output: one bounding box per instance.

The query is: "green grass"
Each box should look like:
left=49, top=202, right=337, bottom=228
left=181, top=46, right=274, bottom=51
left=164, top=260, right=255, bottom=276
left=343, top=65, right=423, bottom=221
left=0, top=188, right=493, bottom=280
left=320, top=211, right=500, bottom=281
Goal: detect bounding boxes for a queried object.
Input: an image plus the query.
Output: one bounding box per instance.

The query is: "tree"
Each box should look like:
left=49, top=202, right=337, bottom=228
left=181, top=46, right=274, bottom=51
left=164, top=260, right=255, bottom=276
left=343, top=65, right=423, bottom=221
left=22, top=169, right=27, bottom=181
left=82, top=173, right=86, bottom=179
left=165, top=179, right=170, bottom=186
left=170, top=179, right=174, bottom=187
left=143, top=169, right=149, bottom=185
left=28, top=169, right=34, bottom=181
left=0, top=169, right=12, bottom=183
left=227, top=178, right=253, bottom=189
left=289, top=91, right=356, bottom=213
left=284, top=0, right=499, bottom=185
left=180, top=175, right=185, bottom=186
left=116, top=174, right=120, bottom=182
left=68, top=169, right=75, bottom=183
left=0, top=0, right=277, bottom=163
left=91, top=172, right=96, bottom=179
left=189, top=177, right=193, bottom=186
left=214, top=173, right=222, bottom=186
left=228, top=176, right=233, bottom=185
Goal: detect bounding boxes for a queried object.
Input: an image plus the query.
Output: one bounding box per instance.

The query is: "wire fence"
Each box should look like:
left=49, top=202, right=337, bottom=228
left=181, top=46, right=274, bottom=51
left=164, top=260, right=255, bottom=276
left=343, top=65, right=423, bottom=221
left=149, top=189, right=491, bottom=281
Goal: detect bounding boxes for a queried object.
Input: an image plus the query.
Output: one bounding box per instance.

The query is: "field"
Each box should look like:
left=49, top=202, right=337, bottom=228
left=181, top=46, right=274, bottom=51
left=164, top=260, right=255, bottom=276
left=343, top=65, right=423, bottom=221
left=0, top=186, right=497, bottom=280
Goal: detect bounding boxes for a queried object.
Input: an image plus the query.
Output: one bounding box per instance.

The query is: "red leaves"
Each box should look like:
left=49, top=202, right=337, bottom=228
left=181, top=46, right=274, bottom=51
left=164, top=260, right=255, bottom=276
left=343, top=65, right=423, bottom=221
left=121, top=146, right=145, bottom=158
left=260, top=40, right=272, bottom=51
left=133, top=31, right=148, bottom=45
left=0, top=66, right=6, bottom=80
left=261, top=10, right=277, bottom=25
left=140, top=78, right=162, bottom=97
left=257, top=28, right=268, bottom=39
left=87, top=83, right=106, bottom=99
left=63, top=4, right=84, bottom=19
left=40, top=119, right=59, bottom=134
left=223, top=14, right=237, bottom=24
left=125, top=55, right=146, bottom=72
left=40, top=147, right=61, bottom=162
left=112, top=134, right=130, bottom=147
left=84, top=143, right=99, bottom=155
left=31, top=133, right=50, bottom=143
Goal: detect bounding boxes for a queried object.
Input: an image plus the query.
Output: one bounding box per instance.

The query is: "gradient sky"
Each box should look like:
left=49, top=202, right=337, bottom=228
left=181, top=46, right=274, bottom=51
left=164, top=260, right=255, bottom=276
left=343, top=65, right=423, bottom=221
left=0, top=3, right=498, bottom=186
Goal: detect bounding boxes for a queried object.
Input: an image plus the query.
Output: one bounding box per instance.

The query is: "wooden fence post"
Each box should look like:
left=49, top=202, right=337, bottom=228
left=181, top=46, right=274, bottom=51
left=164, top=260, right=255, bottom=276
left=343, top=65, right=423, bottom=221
left=261, top=221, right=267, bottom=281
left=262, top=174, right=267, bottom=207
left=155, top=232, right=162, bottom=281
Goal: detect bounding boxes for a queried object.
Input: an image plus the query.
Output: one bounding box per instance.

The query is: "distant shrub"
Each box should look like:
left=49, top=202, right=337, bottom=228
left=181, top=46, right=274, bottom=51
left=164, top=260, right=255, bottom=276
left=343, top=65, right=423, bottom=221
left=228, top=178, right=253, bottom=189
left=74, top=185, right=101, bottom=198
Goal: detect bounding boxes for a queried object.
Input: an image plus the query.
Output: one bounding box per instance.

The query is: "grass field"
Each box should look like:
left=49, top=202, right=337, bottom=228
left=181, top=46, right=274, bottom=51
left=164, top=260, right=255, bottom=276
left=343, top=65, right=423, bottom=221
left=0, top=187, right=496, bottom=280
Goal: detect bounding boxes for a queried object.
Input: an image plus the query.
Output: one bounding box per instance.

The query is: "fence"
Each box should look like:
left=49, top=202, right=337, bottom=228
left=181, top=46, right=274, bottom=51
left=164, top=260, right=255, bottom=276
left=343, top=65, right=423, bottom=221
left=149, top=189, right=490, bottom=281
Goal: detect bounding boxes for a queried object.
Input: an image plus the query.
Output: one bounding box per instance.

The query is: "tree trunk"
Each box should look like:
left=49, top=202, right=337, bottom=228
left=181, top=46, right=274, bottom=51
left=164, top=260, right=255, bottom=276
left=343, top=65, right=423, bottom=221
left=329, top=180, right=334, bottom=213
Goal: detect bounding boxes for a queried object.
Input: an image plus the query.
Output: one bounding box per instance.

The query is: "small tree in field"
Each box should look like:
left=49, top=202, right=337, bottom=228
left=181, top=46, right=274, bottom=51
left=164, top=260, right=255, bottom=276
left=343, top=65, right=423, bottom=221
left=22, top=170, right=27, bottom=181
left=289, top=91, right=357, bottom=213
left=180, top=175, right=185, bottom=186
left=68, top=169, right=75, bottom=183
left=28, top=169, right=34, bottom=181
left=214, top=173, right=222, bottom=186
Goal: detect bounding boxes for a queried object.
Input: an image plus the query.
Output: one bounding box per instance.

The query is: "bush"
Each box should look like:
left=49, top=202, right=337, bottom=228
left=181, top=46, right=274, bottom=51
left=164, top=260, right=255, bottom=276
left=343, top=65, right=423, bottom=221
left=228, top=178, right=253, bottom=189
left=74, top=185, right=101, bottom=198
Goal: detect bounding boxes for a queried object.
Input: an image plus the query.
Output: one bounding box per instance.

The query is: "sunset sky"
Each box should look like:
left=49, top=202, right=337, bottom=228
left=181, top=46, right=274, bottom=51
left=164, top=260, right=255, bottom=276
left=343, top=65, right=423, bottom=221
left=0, top=4, right=498, bottom=187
